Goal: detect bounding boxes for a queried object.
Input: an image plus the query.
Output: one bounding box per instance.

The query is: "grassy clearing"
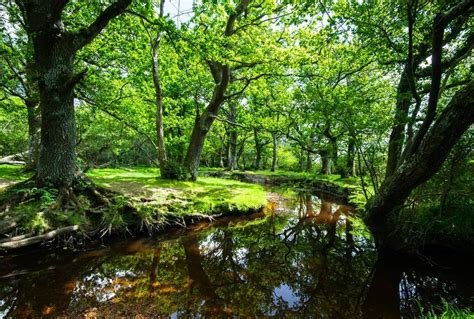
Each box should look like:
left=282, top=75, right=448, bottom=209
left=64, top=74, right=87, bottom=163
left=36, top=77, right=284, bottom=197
left=87, top=166, right=267, bottom=215
left=0, top=166, right=267, bottom=240
left=0, top=164, right=32, bottom=187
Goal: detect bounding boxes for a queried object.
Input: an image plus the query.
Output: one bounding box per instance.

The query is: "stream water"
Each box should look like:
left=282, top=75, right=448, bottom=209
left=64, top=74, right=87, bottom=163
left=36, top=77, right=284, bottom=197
left=0, top=188, right=473, bottom=318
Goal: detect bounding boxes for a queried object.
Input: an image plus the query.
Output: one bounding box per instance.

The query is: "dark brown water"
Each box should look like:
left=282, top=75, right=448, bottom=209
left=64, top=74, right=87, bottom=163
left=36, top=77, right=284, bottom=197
left=0, top=190, right=473, bottom=318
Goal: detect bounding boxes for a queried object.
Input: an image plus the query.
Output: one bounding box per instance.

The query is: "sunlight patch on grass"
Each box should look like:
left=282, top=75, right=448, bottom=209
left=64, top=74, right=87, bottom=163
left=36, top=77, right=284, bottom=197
left=87, top=167, right=267, bottom=216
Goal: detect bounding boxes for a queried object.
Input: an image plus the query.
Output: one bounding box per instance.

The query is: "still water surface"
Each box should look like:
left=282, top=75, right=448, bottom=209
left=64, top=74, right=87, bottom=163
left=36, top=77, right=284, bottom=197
left=0, top=189, right=472, bottom=318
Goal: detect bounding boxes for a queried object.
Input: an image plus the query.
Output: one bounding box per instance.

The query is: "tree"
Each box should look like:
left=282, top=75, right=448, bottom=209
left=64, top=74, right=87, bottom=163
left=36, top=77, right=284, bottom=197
left=14, top=0, right=133, bottom=193
left=348, top=0, right=474, bottom=246
left=183, top=0, right=252, bottom=180
left=0, top=3, right=40, bottom=168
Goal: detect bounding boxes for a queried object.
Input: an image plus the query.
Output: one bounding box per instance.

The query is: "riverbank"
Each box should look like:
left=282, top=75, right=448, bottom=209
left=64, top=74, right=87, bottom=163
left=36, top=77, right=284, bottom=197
left=203, top=169, right=358, bottom=203
left=0, top=165, right=267, bottom=252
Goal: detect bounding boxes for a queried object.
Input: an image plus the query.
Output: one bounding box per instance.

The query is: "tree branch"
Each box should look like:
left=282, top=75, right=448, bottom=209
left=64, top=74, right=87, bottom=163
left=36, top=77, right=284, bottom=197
left=72, top=0, right=132, bottom=51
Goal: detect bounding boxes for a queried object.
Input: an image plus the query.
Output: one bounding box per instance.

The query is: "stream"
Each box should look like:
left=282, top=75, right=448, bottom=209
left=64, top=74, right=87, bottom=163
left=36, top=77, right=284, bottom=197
left=0, top=188, right=473, bottom=318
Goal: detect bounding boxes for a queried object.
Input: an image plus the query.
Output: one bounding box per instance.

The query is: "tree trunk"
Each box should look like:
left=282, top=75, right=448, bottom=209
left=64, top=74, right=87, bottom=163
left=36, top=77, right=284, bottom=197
left=385, top=70, right=411, bottom=178
left=184, top=106, right=222, bottom=180
left=254, top=128, right=262, bottom=170
left=329, top=137, right=339, bottom=174
left=152, top=40, right=167, bottom=170
left=320, top=150, right=331, bottom=175
left=227, top=103, right=237, bottom=171
left=34, top=38, right=80, bottom=187
left=17, top=0, right=132, bottom=188
left=305, top=149, right=312, bottom=172
left=24, top=59, right=41, bottom=170
left=345, top=136, right=356, bottom=177
left=366, top=81, right=474, bottom=247
left=271, top=131, right=277, bottom=172
left=151, top=0, right=167, bottom=174
left=182, top=0, right=250, bottom=180
left=25, top=99, right=40, bottom=169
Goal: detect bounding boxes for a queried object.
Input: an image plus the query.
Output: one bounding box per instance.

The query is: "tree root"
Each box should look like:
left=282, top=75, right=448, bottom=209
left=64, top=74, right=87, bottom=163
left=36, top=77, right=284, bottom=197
left=0, top=225, right=80, bottom=250
left=0, top=218, right=19, bottom=234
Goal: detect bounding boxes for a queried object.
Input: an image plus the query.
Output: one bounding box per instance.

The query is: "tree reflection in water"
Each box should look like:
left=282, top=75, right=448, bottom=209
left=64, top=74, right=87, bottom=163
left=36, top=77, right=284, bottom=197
left=0, top=191, right=472, bottom=317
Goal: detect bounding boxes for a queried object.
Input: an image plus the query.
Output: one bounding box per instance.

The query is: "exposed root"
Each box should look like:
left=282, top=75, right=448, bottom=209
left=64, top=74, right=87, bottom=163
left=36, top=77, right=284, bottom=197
left=0, top=225, right=80, bottom=250
left=0, top=232, right=34, bottom=243
left=54, top=187, right=80, bottom=210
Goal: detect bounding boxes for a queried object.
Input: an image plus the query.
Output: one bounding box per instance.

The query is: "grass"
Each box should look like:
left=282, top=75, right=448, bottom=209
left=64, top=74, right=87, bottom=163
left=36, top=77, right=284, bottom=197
left=87, top=166, right=267, bottom=216
left=0, top=164, right=32, bottom=180
left=1, top=165, right=267, bottom=236
left=419, top=300, right=474, bottom=318
left=389, top=201, right=474, bottom=251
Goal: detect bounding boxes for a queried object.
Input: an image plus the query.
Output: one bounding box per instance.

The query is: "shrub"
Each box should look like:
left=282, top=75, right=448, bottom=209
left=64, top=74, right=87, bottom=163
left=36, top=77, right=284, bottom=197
left=160, top=161, right=188, bottom=180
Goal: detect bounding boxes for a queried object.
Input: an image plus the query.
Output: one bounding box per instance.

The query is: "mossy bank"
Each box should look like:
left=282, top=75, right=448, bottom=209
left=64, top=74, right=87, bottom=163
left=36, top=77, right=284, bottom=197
left=0, top=165, right=267, bottom=251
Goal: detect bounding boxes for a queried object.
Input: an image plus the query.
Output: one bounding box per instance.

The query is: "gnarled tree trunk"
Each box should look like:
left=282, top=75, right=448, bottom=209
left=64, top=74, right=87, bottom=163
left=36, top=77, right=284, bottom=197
left=366, top=82, right=474, bottom=246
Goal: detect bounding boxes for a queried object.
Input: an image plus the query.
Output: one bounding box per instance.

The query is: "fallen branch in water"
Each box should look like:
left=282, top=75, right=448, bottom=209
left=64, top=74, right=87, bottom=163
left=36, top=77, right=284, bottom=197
left=0, top=225, right=80, bottom=250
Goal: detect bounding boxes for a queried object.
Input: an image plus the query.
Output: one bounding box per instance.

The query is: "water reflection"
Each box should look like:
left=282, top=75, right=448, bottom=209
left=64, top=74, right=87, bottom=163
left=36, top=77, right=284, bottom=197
left=0, top=191, right=472, bottom=318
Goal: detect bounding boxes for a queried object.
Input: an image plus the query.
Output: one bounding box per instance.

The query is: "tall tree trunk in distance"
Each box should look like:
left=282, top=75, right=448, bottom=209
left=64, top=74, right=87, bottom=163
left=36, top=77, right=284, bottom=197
left=236, top=136, right=246, bottom=170
left=345, top=135, right=356, bottom=177
left=329, top=137, right=339, bottom=174
left=183, top=0, right=251, bottom=180
left=227, top=103, right=238, bottom=171
left=299, top=147, right=305, bottom=171
left=306, top=149, right=312, bottom=172
left=150, top=0, right=167, bottom=174
left=320, top=150, right=331, bottom=175
left=270, top=131, right=277, bottom=172
left=254, top=128, right=262, bottom=170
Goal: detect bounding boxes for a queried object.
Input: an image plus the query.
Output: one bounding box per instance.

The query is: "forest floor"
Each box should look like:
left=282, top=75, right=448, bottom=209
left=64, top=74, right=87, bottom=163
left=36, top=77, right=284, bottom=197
left=0, top=165, right=268, bottom=251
